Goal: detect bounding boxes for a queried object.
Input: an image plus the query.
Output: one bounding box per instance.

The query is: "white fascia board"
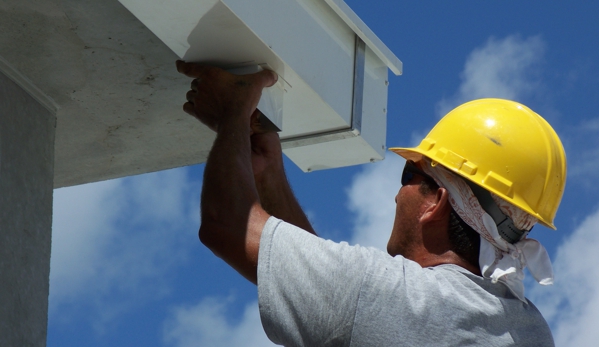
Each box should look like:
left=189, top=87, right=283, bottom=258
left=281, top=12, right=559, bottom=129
left=324, top=0, right=402, bottom=76
left=283, top=134, right=384, bottom=172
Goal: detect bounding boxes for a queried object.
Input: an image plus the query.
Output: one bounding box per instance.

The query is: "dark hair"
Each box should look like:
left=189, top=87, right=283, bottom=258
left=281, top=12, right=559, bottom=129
left=419, top=179, right=480, bottom=267
left=418, top=177, right=439, bottom=194
left=447, top=210, right=480, bottom=267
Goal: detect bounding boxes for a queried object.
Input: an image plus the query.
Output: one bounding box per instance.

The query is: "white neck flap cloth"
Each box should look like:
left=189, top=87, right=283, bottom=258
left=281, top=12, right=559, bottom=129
left=420, top=157, right=554, bottom=302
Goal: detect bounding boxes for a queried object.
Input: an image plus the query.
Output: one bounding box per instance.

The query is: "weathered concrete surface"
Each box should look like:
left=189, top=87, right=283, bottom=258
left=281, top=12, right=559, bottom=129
left=0, top=70, right=55, bottom=347
left=0, top=0, right=215, bottom=188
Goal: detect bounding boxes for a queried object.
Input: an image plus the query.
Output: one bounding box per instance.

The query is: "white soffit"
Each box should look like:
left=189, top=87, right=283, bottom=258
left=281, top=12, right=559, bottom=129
left=118, top=0, right=402, bottom=172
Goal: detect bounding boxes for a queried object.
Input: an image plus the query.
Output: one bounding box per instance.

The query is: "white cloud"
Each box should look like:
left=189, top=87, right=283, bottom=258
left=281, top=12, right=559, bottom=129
left=409, top=129, right=428, bottom=148
left=528, top=207, right=599, bottom=347
left=50, top=179, right=124, bottom=302
left=566, top=117, right=599, bottom=185
left=348, top=154, right=404, bottom=250
left=163, top=298, right=275, bottom=347
left=50, top=167, right=200, bottom=328
left=437, top=35, right=545, bottom=117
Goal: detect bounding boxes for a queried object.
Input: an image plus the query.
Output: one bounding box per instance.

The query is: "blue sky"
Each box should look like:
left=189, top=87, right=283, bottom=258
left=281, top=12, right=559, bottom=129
left=48, top=1, right=599, bottom=346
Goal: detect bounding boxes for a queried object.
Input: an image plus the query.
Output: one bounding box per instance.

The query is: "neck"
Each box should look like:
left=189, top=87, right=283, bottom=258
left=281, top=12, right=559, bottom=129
left=414, top=223, right=482, bottom=276
left=414, top=251, right=481, bottom=276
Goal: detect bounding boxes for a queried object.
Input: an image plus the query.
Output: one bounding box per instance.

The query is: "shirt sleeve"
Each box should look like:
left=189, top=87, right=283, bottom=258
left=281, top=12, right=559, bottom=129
left=257, top=217, right=378, bottom=347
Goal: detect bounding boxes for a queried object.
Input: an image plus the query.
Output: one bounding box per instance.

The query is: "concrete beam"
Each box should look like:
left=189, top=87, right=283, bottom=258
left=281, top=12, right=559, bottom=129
left=0, top=0, right=212, bottom=188
left=0, top=66, right=56, bottom=346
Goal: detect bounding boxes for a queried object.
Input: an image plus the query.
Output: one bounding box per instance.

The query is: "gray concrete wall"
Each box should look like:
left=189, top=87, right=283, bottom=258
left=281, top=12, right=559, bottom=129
left=0, top=69, right=56, bottom=346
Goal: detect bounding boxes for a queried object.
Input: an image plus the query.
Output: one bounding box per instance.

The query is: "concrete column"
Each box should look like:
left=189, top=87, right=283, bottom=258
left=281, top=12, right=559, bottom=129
left=0, top=59, right=57, bottom=347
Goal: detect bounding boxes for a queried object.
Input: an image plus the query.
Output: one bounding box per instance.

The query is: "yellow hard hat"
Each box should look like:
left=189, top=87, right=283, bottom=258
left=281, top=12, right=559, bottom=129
left=390, top=98, right=567, bottom=229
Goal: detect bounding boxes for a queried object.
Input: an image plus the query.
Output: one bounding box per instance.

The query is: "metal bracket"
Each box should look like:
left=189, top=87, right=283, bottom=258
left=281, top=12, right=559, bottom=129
left=281, top=35, right=365, bottom=150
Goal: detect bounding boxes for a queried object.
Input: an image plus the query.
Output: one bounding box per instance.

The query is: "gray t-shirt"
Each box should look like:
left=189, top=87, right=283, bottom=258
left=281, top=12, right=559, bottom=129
left=258, top=217, right=554, bottom=347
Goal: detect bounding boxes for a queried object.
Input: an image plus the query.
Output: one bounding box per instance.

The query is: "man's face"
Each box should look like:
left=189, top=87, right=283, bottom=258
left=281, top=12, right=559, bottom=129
left=387, top=161, right=435, bottom=258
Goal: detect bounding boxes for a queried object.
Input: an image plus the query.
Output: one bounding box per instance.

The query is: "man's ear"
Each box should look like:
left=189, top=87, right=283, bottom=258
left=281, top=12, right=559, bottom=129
left=419, top=187, right=451, bottom=224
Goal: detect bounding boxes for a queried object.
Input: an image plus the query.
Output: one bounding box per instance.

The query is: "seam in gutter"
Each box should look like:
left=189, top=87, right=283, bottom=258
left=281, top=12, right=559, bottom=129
left=281, top=35, right=365, bottom=150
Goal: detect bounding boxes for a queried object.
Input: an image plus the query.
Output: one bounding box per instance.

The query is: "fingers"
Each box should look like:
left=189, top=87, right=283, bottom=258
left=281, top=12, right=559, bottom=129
left=186, top=90, right=196, bottom=103
left=249, top=109, right=262, bottom=136
left=177, top=60, right=279, bottom=133
left=185, top=90, right=197, bottom=115
left=183, top=102, right=195, bottom=116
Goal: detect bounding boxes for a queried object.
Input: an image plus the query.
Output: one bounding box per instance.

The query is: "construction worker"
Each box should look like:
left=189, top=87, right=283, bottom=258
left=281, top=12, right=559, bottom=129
left=176, top=60, right=565, bottom=346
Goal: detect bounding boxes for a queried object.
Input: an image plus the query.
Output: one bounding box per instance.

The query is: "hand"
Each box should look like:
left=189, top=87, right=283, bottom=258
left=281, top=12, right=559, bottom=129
left=176, top=61, right=278, bottom=132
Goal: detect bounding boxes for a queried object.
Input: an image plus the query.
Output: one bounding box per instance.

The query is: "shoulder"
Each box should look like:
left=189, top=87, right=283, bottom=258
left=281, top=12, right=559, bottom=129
left=260, top=216, right=393, bottom=264
left=351, top=264, right=554, bottom=346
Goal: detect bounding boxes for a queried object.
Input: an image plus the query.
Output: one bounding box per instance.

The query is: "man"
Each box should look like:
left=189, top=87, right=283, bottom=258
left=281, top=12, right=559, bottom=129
left=176, top=60, right=565, bottom=346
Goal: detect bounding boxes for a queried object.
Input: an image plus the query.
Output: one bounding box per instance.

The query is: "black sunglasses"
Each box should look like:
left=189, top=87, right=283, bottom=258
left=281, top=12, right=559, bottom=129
left=401, top=161, right=437, bottom=186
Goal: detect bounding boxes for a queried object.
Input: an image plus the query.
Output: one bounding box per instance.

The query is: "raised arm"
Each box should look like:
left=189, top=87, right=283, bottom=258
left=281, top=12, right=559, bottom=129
left=250, top=131, right=316, bottom=235
left=176, top=61, right=275, bottom=284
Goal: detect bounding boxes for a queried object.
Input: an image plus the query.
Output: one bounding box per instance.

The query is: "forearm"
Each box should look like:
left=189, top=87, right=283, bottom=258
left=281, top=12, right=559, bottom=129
left=200, top=118, right=268, bottom=283
left=254, top=160, right=316, bottom=235
left=176, top=61, right=278, bottom=284
left=202, top=119, right=255, bottom=223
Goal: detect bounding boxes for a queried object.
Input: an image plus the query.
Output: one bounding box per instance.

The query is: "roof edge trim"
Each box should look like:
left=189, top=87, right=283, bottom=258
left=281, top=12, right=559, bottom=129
left=324, top=0, right=402, bottom=75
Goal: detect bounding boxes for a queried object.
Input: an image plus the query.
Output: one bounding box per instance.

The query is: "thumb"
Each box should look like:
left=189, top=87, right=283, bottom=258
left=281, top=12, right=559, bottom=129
left=254, top=69, right=279, bottom=88
left=176, top=60, right=210, bottom=78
